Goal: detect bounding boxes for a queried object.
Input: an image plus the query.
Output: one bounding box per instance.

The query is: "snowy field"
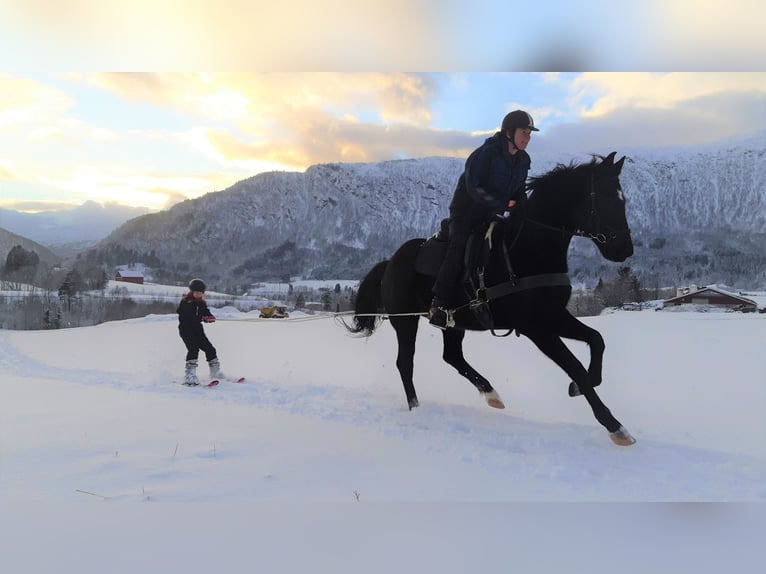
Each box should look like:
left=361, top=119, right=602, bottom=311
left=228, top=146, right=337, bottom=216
left=1, top=307, right=764, bottom=572
left=101, top=278, right=360, bottom=305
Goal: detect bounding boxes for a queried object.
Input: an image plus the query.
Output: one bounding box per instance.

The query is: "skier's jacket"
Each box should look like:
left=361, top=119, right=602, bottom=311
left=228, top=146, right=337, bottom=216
left=177, top=294, right=213, bottom=336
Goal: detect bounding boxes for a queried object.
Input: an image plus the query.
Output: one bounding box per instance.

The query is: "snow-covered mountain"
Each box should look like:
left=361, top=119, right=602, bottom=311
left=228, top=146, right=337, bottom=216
left=89, top=132, right=766, bottom=290
left=0, top=201, right=151, bottom=256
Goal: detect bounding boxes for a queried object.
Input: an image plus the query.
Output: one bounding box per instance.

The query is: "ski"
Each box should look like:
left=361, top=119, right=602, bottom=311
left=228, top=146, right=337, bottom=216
left=215, top=377, right=245, bottom=384
left=176, top=379, right=219, bottom=387
left=174, top=378, right=242, bottom=386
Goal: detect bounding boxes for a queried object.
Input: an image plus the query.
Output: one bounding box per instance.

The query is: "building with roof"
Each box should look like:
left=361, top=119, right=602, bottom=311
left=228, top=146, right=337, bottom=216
left=115, top=269, right=144, bottom=285
left=663, top=285, right=762, bottom=312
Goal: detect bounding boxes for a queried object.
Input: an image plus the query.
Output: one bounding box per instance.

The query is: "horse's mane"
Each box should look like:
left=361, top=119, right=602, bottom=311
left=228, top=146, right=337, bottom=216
left=526, top=155, right=603, bottom=194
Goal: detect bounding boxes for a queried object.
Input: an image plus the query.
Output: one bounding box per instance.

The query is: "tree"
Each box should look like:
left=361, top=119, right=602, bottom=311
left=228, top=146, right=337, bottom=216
left=320, top=289, right=332, bottom=311
left=3, top=245, right=40, bottom=284
left=615, top=266, right=642, bottom=303
left=58, top=269, right=85, bottom=300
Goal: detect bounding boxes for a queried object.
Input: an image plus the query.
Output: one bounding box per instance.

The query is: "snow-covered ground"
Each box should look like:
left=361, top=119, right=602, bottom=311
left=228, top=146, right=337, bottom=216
left=1, top=307, right=764, bottom=572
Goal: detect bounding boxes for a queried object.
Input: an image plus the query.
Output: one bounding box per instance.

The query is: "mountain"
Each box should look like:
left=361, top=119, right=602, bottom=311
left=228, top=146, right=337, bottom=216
left=86, top=133, right=766, bottom=290
left=0, top=227, right=61, bottom=267
left=0, top=201, right=151, bottom=256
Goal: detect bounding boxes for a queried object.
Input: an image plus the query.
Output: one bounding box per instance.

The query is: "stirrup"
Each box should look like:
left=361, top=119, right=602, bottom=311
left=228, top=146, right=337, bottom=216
left=429, top=306, right=456, bottom=329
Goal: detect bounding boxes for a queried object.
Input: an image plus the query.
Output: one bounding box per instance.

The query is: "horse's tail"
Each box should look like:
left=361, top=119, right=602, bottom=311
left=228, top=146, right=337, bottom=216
left=346, top=260, right=388, bottom=337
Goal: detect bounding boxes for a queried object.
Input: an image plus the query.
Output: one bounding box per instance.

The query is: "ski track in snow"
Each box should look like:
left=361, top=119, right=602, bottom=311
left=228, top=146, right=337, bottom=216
left=2, top=316, right=765, bottom=502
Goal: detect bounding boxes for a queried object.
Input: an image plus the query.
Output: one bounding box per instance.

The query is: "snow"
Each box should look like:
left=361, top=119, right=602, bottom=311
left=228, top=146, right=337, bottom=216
left=1, top=304, right=765, bottom=572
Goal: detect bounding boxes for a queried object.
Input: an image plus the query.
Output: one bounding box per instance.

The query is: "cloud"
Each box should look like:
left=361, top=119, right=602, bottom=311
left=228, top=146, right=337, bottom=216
left=573, top=73, right=766, bottom=117
left=2, top=1, right=444, bottom=70
left=83, top=73, right=451, bottom=169
left=542, top=73, right=766, bottom=152
left=0, top=159, right=19, bottom=180
left=0, top=73, right=73, bottom=126
left=84, top=72, right=436, bottom=125
left=3, top=1, right=766, bottom=71
left=0, top=199, right=82, bottom=212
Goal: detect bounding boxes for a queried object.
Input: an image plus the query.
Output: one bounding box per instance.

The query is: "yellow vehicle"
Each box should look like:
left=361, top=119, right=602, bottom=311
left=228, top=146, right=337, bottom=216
left=259, top=305, right=289, bottom=319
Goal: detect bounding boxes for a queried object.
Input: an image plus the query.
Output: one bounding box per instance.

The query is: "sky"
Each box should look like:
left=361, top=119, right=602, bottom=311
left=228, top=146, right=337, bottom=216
left=1, top=2, right=765, bottom=213
left=2, top=71, right=765, bottom=213
left=1, top=283, right=764, bottom=571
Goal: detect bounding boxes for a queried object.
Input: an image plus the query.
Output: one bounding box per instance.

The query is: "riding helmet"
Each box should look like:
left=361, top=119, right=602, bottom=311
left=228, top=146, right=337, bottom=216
left=501, top=109, right=539, bottom=133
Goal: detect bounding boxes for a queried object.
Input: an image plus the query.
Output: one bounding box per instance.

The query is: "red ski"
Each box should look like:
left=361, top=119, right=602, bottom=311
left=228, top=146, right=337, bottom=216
left=179, top=379, right=219, bottom=387
left=177, top=378, right=242, bottom=387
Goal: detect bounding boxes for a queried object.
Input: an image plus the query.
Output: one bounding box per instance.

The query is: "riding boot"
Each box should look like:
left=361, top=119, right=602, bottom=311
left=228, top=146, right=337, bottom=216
left=183, top=359, right=199, bottom=386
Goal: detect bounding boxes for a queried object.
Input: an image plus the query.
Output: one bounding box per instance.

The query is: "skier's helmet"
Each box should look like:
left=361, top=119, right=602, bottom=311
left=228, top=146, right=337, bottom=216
left=188, top=278, right=206, bottom=292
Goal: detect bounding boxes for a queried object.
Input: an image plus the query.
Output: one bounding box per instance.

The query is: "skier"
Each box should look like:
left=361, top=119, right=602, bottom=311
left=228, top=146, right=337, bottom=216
left=430, top=109, right=538, bottom=329
left=177, top=278, right=225, bottom=385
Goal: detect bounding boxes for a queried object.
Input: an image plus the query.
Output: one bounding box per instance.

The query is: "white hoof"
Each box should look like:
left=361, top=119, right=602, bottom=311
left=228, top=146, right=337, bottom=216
left=482, top=390, right=505, bottom=409
left=609, top=425, right=636, bottom=446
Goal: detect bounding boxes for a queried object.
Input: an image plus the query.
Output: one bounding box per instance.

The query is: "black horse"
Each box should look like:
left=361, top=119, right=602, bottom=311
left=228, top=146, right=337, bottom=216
left=347, top=152, right=636, bottom=446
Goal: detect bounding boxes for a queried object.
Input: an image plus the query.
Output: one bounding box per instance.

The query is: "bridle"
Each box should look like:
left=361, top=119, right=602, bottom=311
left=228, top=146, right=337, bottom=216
left=521, top=171, right=625, bottom=245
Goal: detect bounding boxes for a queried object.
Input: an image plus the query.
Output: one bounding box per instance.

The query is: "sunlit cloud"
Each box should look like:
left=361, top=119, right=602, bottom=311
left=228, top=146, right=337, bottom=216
left=27, top=127, right=67, bottom=143
left=0, top=158, right=19, bottom=180
left=36, top=168, right=238, bottom=210
left=648, top=0, right=764, bottom=69
left=0, top=73, right=73, bottom=126
left=82, top=72, right=445, bottom=170
left=572, top=73, right=766, bottom=118
left=0, top=199, right=83, bottom=213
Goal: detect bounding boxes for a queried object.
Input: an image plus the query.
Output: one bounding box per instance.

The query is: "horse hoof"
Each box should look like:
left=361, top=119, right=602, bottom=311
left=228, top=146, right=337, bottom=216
left=482, top=390, right=505, bottom=409
left=408, top=398, right=420, bottom=410
left=609, top=426, right=636, bottom=446
left=568, top=382, right=581, bottom=397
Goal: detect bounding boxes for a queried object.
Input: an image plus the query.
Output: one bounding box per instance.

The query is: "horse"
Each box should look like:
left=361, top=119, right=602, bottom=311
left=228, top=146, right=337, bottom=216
left=346, top=152, right=636, bottom=446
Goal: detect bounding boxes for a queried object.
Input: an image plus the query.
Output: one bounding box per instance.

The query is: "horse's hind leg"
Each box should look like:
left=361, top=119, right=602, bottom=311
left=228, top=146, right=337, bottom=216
left=442, top=329, right=505, bottom=409
left=390, top=316, right=421, bottom=410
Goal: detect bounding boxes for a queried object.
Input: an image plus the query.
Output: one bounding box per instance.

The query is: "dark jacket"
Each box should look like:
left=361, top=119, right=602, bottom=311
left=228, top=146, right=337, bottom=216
left=448, top=133, right=531, bottom=223
left=177, top=294, right=212, bottom=335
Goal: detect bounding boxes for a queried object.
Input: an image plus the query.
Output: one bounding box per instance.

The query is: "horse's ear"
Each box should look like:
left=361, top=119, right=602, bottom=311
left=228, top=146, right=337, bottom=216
left=603, top=151, right=617, bottom=165
left=615, top=155, right=626, bottom=173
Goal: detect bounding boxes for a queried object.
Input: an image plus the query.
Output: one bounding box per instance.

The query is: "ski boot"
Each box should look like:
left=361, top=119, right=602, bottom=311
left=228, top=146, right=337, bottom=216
left=183, top=359, right=200, bottom=386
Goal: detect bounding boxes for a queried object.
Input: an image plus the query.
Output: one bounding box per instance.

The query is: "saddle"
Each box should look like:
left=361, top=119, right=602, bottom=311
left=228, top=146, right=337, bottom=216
left=415, top=218, right=491, bottom=278
left=415, top=218, right=496, bottom=330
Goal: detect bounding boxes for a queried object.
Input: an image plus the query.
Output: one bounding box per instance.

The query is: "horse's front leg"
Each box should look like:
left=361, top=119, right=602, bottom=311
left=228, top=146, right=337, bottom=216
left=442, top=329, right=505, bottom=409
left=555, top=313, right=605, bottom=397
left=524, top=331, right=635, bottom=445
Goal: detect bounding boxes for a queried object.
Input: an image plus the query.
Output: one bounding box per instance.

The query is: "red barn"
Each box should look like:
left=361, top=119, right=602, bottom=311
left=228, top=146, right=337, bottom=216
left=115, top=270, right=144, bottom=284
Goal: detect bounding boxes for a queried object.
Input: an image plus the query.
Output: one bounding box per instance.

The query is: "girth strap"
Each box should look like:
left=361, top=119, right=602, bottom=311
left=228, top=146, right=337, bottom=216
left=483, top=272, right=571, bottom=301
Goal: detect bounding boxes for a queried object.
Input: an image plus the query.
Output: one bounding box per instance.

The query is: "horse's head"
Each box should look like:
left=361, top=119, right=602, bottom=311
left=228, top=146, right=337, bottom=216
left=577, top=151, right=633, bottom=262
left=526, top=151, right=633, bottom=263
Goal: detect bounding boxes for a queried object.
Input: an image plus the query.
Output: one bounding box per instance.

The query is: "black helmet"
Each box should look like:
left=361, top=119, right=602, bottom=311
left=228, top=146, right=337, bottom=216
left=188, top=278, right=206, bottom=292
left=501, top=110, right=539, bottom=133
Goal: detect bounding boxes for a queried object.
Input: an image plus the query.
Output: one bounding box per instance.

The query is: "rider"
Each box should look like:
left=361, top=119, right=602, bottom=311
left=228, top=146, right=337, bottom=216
left=430, top=109, right=539, bottom=329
